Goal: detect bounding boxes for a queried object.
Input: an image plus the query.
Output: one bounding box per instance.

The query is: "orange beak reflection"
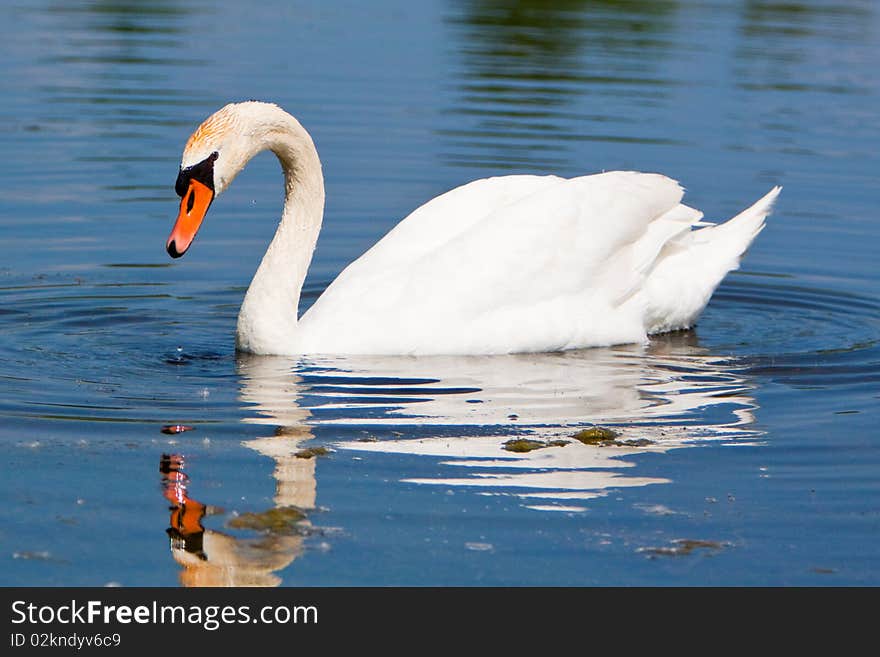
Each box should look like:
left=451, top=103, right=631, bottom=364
left=167, top=179, right=214, bottom=258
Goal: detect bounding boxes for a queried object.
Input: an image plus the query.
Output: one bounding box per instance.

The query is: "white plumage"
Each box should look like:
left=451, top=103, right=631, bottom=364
left=168, top=101, right=780, bottom=356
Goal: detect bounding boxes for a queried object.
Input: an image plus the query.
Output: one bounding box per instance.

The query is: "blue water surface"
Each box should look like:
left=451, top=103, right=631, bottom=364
left=1, top=0, right=878, bottom=586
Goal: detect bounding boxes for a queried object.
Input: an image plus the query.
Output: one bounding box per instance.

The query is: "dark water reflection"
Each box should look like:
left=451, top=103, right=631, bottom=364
left=442, top=0, right=682, bottom=170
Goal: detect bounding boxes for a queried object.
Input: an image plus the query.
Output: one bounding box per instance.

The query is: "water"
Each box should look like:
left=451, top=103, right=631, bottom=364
left=1, top=0, right=878, bottom=586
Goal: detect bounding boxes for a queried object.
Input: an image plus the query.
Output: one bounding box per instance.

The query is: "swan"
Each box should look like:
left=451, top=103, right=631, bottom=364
left=166, top=101, right=780, bottom=356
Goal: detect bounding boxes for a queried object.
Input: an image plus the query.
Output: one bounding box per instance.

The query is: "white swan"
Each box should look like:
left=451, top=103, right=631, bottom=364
left=166, top=101, right=780, bottom=356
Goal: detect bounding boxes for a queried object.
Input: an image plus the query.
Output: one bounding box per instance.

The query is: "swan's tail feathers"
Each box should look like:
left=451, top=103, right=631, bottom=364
left=709, top=185, right=782, bottom=256
left=640, top=186, right=781, bottom=336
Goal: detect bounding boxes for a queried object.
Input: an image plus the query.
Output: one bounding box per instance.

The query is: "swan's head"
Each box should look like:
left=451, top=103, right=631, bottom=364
left=167, top=101, right=282, bottom=258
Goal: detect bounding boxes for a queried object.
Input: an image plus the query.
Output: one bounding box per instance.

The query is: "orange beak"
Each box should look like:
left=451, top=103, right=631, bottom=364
left=167, top=179, right=214, bottom=258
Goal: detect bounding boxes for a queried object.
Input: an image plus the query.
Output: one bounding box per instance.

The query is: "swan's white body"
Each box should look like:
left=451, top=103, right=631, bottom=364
left=170, top=101, right=780, bottom=356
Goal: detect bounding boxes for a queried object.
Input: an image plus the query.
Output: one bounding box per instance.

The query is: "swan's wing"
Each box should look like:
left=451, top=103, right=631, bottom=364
left=391, top=171, right=690, bottom=309
left=357, top=174, right=565, bottom=267
left=301, top=171, right=698, bottom=353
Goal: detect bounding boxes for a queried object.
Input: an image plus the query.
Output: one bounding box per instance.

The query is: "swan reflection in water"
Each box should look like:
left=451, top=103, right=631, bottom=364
left=160, top=358, right=317, bottom=587
left=160, top=331, right=758, bottom=585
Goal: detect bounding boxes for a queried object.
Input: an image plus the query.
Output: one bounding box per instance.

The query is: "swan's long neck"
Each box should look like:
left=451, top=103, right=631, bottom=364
left=233, top=113, right=325, bottom=355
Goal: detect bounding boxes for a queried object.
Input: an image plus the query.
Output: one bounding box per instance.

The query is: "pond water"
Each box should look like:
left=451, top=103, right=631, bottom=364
left=1, top=0, right=878, bottom=586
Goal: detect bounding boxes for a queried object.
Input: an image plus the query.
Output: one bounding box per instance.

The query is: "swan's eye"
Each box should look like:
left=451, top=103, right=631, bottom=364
left=175, top=151, right=219, bottom=198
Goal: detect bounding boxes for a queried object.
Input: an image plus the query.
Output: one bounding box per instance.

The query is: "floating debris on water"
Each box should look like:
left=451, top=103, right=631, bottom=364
left=503, top=437, right=570, bottom=452
left=571, top=426, right=653, bottom=447
left=621, top=438, right=653, bottom=447
left=572, top=426, right=620, bottom=444
left=13, top=550, right=68, bottom=564
left=161, top=424, right=195, bottom=435
left=295, top=446, right=330, bottom=459
left=13, top=550, right=53, bottom=561
left=637, top=538, right=725, bottom=558
left=465, top=542, right=494, bottom=552
left=634, top=503, right=679, bottom=516
left=227, top=506, right=308, bottom=535
left=503, top=438, right=546, bottom=453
